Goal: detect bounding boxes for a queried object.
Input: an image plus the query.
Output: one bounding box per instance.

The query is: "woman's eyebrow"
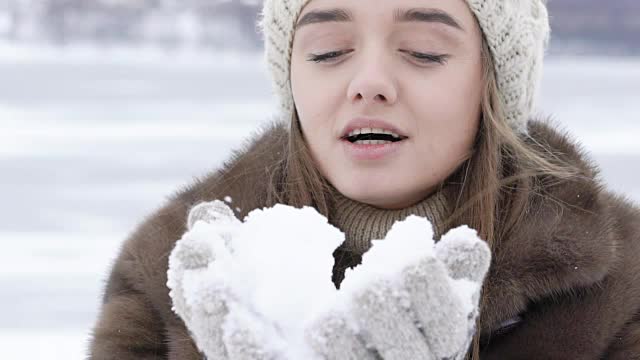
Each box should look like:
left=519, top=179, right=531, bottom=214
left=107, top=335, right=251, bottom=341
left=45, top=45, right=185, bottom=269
left=295, top=8, right=353, bottom=30
left=295, top=7, right=465, bottom=32
left=395, top=8, right=465, bottom=32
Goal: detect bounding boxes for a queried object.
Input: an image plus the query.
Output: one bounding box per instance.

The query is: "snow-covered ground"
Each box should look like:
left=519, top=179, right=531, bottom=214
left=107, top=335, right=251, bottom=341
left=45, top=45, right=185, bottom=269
left=0, top=43, right=638, bottom=359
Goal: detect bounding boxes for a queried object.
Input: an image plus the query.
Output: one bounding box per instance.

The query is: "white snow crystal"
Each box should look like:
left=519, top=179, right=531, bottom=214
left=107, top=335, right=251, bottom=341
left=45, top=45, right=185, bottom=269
left=339, top=215, right=436, bottom=297
left=223, top=205, right=344, bottom=342
left=172, top=203, right=346, bottom=359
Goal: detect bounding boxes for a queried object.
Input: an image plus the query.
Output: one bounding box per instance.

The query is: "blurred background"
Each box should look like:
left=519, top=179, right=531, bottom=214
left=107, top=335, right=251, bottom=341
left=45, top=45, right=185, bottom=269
left=0, top=0, right=638, bottom=359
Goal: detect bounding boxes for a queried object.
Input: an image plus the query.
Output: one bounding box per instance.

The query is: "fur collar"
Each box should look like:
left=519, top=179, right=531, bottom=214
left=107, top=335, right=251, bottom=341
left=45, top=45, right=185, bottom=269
left=479, top=119, right=624, bottom=335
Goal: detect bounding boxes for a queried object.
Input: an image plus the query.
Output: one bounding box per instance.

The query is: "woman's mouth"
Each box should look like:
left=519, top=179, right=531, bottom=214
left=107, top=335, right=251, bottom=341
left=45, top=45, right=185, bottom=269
left=341, top=132, right=409, bottom=161
left=343, top=134, right=405, bottom=145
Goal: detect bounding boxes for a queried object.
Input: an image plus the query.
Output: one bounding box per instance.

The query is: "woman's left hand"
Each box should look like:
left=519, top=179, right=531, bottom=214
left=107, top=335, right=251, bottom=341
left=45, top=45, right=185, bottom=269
left=307, top=227, right=492, bottom=360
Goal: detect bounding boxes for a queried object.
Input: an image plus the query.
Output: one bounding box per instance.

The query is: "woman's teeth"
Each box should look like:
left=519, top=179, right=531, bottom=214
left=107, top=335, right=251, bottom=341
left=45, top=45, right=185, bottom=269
left=353, top=140, right=393, bottom=145
left=347, top=128, right=402, bottom=139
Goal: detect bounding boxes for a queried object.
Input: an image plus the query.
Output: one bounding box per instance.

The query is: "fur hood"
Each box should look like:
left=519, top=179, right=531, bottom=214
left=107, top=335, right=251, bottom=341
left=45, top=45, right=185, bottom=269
left=88, top=116, right=640, bottom=359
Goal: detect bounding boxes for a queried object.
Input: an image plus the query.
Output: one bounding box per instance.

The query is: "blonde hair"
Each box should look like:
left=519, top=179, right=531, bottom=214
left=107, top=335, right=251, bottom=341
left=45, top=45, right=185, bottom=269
left=266, top=30, right=579, bottom=360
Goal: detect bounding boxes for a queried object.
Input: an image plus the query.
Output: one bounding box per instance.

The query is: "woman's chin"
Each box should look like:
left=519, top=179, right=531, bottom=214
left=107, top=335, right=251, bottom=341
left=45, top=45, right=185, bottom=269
left=333, top=181, right=414, bottom=209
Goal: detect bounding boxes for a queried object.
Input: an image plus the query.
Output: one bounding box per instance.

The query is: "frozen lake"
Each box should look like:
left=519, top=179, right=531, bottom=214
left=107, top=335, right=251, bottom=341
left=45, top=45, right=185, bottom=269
left=1, top=44, right=639, bottom=359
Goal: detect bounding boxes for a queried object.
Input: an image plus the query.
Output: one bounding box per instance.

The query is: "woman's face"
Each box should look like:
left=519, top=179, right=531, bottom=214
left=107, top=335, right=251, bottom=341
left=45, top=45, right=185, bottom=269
left=290, top=0, right=484, bottom=209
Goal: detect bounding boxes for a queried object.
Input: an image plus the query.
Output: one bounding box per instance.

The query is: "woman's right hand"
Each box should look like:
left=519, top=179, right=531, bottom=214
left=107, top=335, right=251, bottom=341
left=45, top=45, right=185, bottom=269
left=168, top=200, right=283, bottom=360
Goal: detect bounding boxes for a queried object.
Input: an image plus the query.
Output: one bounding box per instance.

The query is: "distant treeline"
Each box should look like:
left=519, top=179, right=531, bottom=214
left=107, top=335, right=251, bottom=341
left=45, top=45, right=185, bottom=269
left=548, top=0, right=640, bottom=55
left=0, top=0, right=263, bottom=49
left=0, top=0, right=638, bottom=54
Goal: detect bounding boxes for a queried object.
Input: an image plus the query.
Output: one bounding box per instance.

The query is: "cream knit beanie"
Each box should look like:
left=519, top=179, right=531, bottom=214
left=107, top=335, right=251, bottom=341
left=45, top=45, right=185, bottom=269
left=257, top=0, right=550, bottom=134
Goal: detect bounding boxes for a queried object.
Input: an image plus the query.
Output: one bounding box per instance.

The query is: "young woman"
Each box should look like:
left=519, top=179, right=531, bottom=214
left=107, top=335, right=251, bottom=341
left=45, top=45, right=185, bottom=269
left=88, top=0, right=640, bottom=359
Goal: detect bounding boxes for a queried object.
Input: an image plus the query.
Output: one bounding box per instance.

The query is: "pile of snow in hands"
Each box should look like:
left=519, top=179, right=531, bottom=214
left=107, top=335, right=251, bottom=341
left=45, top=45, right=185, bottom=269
left=167, top=199, right=485, bottom=359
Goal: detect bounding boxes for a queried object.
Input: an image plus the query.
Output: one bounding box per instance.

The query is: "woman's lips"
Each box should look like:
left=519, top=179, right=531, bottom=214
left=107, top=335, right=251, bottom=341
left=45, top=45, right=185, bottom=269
left=341, top=138, right=407, bottom=161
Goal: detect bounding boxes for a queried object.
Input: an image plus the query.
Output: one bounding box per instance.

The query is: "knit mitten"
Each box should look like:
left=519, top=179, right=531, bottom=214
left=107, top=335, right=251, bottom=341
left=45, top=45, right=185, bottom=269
left=167, top=200, right=283, bottom=360
left=306, top=217, right=492, bottom=360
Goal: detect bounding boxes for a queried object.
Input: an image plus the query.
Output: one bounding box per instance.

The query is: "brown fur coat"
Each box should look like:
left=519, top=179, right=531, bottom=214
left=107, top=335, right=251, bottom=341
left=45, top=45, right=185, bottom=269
left=88, top=117, right=640, bottom=359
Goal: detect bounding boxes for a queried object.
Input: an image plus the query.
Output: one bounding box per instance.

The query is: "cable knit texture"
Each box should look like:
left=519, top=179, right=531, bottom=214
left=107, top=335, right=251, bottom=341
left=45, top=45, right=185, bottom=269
left=256, top=0, right=550, bottom=134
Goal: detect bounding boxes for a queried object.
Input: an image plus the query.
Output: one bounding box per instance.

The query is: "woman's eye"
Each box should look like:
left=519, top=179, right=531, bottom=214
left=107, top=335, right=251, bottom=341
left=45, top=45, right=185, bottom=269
left=306, top=49, right=449, bottom=65
left=306, top=50, right=350, bottom=63
left=401, top=50, right=450, bottom=65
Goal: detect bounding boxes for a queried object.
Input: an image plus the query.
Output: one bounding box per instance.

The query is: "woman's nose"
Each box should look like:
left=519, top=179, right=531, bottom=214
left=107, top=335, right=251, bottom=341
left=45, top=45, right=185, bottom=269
left=346, top=56, right=398, bottom=106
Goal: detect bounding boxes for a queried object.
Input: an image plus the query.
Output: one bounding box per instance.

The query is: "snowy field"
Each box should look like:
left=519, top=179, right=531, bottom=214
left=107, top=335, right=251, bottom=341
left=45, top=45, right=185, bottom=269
left=0, top=43, right=638, bottom=359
